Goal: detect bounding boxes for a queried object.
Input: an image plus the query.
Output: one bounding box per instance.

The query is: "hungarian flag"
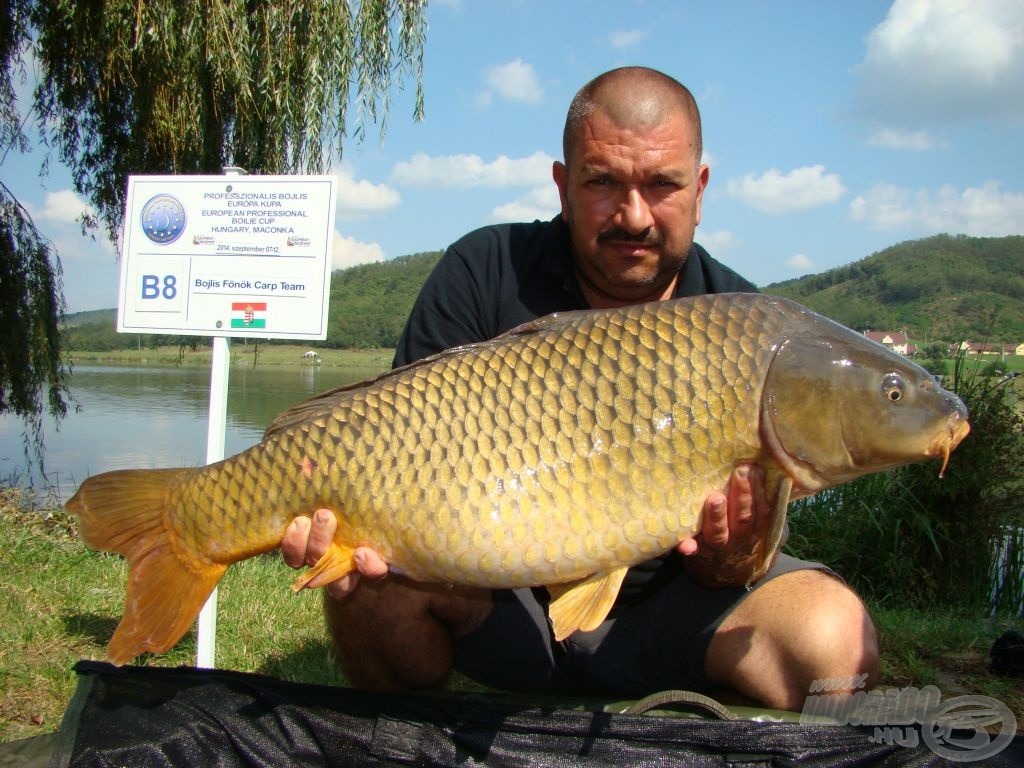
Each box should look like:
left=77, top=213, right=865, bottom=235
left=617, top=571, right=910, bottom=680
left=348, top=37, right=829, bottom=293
left=230, top=302, right=267, bottom=329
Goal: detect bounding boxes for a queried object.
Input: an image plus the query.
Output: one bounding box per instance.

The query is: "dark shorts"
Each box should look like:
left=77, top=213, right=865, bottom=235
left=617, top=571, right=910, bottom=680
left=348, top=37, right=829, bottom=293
left=452, top=553, right=834, bottom=697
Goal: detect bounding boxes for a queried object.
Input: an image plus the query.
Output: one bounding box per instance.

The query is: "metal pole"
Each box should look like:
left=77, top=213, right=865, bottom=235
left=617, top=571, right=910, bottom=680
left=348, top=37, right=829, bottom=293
left=196, top=336, right=230, bottom=668
left=195, top=166, right=247, bottom=668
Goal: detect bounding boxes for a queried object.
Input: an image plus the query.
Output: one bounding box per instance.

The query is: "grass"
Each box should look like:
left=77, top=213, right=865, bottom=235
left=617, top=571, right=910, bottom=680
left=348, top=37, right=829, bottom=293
left=1, top=488, right=1022, bottom=744
left=0, top=488, right=348, bottom=743
left=873, top=607, right=1023, bottom=714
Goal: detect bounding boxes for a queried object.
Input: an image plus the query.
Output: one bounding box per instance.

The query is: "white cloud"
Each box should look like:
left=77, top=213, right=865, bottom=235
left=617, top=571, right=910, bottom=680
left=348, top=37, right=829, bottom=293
left=697, top=229, right=739, bottom=252
left=331, top=232, right=385, bottom=270
left=609, top=29, right=646, bottom=49
left=489, top=184, right=561, bottom=223
left=849, top=180, right=1024, bottom=235
left=29, top=189, right=94, bottom=226
left=479, top=59, right=544, bottom=105
left=21, top=189, right=114, bottom=270
left=849, top=184, right=917, bottom=230
left=334, top=169, right=400, bottom=218
left=787, top=253, right=815, bottom=271
left=867, top=128, right=948, bottom=151
left=391, top=150, right=555, bottom=189
left=854, top=0, right=1024, bottom=123
left=725, top=165, right=846, bottom=214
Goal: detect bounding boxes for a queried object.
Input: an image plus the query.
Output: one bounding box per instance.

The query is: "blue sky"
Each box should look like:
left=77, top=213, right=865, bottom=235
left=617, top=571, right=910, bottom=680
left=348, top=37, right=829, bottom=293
left=5, top=0, right=1023, bottom=313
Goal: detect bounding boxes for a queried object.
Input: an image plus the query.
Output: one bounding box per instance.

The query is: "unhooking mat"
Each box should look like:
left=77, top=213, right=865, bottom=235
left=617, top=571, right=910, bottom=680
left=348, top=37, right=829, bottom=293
left=12, top=660, right=1023, bottom=766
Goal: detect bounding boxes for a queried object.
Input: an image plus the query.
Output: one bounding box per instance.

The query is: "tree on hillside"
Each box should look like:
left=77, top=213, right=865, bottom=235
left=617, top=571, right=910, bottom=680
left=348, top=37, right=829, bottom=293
left=0, top=0, right=427, bottom=467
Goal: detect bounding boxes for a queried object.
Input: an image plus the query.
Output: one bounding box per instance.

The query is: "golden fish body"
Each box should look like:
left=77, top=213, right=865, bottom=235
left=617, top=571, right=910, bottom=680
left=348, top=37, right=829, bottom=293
left=68, top=293, right=969, bottom=665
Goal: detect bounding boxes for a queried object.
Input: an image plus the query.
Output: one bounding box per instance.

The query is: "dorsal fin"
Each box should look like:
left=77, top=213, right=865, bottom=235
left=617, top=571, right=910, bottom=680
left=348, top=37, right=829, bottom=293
left=500, top=309, right=592, bottom=336
left=263, top=347, right=464, bottom=439
left=263, top=312, right=591, bottom=440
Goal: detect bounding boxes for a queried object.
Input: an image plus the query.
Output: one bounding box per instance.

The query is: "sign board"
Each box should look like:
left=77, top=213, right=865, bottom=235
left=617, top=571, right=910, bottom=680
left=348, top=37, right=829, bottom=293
left=118, top=174, right=337, bottom=339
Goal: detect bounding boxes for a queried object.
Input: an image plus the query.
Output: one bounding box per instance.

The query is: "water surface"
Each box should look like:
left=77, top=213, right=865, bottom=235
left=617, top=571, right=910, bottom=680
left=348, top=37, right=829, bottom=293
left=0, top=363, right=379, bottom=502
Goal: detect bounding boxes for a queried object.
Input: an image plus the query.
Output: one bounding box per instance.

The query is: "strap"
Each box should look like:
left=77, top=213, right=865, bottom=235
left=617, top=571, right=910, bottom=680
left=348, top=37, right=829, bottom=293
left=620, top=689, right=737, bottom=720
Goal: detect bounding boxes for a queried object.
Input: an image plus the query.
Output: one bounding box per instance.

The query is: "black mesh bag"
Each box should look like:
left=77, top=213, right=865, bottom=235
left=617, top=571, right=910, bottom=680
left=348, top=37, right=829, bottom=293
left=44, top=661, right=1021, bottom=767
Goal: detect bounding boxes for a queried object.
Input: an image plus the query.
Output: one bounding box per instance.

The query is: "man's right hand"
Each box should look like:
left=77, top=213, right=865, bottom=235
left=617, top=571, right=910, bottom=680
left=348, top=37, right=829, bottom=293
left=281, top=509, right=389, bottom=598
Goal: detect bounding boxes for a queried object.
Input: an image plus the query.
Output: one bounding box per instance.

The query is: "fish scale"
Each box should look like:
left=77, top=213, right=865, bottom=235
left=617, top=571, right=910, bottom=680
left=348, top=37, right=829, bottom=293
left=67, top=293, right=969, bottom=664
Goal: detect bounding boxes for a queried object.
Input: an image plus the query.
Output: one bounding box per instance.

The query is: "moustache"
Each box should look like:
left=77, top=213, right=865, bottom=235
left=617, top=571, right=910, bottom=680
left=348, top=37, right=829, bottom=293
left=597, top=227, right=661, bottom=247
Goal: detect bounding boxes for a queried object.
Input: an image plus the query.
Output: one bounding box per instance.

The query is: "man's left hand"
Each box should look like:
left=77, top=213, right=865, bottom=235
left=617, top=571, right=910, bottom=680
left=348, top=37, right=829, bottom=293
left=677, top=464, right=772, bottom=587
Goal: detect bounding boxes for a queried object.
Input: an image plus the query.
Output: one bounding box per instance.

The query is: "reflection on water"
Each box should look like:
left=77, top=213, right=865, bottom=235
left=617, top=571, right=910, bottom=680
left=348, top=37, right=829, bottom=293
left=0, top=363, right=382, bottom=502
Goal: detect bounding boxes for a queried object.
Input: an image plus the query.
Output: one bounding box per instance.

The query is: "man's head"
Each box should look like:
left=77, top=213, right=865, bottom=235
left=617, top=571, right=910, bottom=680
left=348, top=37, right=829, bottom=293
left=553, top=67, right=709, bottom=308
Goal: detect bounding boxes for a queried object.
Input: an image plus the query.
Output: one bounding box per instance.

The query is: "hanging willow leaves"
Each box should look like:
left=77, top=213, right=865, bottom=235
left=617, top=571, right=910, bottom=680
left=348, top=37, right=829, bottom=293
left=1, top=0, right=426, bottom=474
left=30, top=0, right=427, bottom=245
left=1, top=0, right=71, bottom=475
left=0, top=183, right=69, bottom=470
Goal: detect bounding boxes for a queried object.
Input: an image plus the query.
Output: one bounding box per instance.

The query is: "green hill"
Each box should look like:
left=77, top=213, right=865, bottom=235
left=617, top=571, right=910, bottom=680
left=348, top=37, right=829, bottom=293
left=325, top=250, right=442, bottom=348
left=63, top=235, right=1024, bottom=351
left=764, top=234, right=1024, bottom=343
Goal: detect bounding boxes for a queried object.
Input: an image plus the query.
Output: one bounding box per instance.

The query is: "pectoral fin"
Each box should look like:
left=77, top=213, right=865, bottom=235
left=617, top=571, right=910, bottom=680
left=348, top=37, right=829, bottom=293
left=749, top=475, right=793, bottom=584
left=291, top=543, right=357, bottom=591
left=547, top=566, right=629, bottom=641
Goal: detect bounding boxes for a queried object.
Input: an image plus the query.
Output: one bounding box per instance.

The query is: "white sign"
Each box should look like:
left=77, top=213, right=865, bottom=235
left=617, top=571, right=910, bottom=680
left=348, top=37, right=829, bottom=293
left=118, top=174, right=337, bottom=339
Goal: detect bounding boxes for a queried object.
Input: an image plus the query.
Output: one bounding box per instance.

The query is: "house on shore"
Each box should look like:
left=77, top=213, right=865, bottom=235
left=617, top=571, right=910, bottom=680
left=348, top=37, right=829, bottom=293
left=863, top=330, right=917, bottom=356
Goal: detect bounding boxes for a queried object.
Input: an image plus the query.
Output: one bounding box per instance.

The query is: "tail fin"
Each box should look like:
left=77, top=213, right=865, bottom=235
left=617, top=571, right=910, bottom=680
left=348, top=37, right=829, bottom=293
left=66, top=468, right=227, bottom=665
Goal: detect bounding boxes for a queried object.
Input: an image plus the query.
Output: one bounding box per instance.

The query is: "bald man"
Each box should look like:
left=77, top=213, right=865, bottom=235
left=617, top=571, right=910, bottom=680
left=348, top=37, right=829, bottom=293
left=282, top=67, right=878, bottom=710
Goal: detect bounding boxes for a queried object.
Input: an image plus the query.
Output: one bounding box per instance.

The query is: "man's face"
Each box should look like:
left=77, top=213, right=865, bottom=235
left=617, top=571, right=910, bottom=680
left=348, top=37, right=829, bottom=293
left=553, top=108, right=709, bottom=307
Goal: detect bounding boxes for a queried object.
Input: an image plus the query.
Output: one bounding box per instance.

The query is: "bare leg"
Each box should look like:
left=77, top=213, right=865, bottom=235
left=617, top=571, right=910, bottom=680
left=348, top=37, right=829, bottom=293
left=324, top=575, right=493, bottom=690
left=705, top=569, right=879, bottom=710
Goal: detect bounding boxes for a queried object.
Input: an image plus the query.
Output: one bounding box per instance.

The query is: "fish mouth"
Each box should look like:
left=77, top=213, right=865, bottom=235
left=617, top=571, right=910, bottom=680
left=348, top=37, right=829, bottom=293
left=929, top=417, right=971, bottom=478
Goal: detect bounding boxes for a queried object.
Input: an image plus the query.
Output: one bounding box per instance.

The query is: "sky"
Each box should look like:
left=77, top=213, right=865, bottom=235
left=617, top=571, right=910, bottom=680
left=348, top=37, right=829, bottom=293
left=4, top=0, right=1023, bottom=313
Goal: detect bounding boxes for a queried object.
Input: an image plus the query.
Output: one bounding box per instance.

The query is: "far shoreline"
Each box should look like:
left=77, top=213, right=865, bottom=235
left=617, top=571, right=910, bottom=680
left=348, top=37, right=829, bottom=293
left=65, top=344, right=395, bottom=371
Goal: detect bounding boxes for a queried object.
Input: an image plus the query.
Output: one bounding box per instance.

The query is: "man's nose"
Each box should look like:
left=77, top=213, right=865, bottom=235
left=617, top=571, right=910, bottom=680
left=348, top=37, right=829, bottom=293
left=617, top=187, right=655, bottom=233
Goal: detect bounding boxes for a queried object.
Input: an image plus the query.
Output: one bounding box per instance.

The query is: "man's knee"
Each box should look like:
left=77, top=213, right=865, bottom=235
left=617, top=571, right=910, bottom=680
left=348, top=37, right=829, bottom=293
left=708, top=569, right=878, bottom=709
left=323, top=578, right=450, bottom=689
left=323, top=577, right=492, bottom=691
left=791, top=572, right=878, bottom=677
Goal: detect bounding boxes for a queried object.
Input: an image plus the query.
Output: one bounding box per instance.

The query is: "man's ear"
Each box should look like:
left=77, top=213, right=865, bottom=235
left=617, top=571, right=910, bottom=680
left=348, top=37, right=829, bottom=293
left=694, top=162, right=710, bottom=226
left=552, top=161, right=570, bottom=215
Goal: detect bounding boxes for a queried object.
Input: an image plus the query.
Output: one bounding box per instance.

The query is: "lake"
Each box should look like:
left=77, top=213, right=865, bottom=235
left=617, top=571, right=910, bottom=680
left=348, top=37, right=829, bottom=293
left=0, top=363, right=383, bottom=503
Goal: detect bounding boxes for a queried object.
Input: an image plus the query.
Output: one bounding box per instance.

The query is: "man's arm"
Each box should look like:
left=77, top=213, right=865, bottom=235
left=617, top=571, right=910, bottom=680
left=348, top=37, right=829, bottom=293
left=393, top=240, right=503, bottom=368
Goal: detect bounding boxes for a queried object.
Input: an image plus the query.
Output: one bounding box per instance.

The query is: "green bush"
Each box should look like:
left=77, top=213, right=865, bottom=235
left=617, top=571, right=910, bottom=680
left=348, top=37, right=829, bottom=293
left=786, top=352, right=1024, bottom=613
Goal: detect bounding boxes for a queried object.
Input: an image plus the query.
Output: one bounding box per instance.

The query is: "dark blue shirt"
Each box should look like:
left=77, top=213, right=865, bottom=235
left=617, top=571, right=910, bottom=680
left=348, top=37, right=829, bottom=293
left=394, top=215, right=757, bottom=368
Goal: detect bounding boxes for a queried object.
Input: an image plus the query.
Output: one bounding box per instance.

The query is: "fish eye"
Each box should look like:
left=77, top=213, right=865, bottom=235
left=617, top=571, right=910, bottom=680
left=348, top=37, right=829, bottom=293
left=881, top=373, right=905, bottom=402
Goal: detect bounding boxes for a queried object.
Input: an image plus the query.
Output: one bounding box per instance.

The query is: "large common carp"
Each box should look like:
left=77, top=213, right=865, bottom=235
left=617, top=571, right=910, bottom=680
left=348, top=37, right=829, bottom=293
left=68, top=293, right=969, bottom=665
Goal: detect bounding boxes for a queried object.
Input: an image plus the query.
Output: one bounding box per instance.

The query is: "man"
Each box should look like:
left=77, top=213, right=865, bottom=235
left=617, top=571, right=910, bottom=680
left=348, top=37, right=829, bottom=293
left=282, top=66, right=878, bottom=710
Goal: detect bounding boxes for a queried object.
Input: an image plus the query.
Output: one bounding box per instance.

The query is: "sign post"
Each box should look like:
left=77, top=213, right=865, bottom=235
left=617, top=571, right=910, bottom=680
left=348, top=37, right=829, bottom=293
left=196, top=334, right=230, bottom=667
left=118, top=172, right=337, bottom=668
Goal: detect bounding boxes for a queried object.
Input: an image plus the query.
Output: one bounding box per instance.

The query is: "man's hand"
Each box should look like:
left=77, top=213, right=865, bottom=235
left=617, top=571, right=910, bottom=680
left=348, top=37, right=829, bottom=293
left=676, top=464, right=772, bottom=587
left=281, top=509, right=388, bottom=598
